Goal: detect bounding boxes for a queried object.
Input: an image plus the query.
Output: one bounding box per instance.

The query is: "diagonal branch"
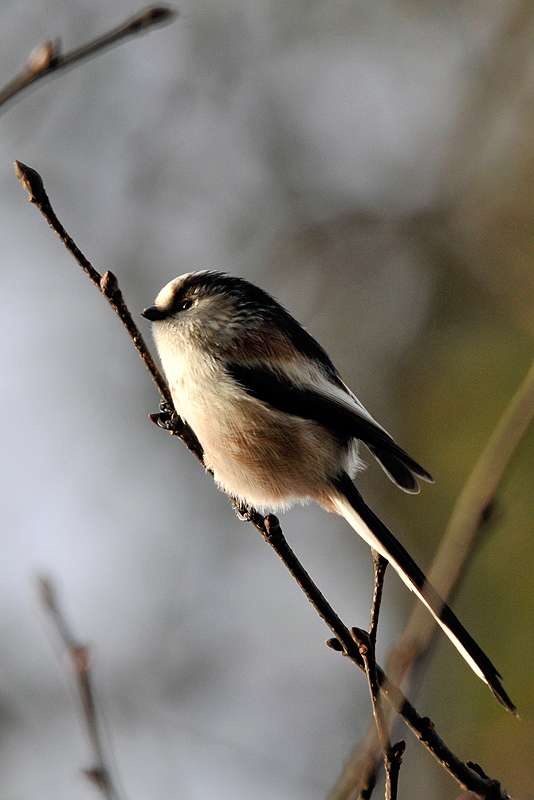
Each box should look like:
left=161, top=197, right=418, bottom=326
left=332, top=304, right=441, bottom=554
left=254, top=514, right=509, bottom=800
left=14, top=159, right=203, bottom=461
left=0, top=6, right=177, bottom=111
left=330, top=344, right=534, bottom=799
left=15, top=162, right=511, bottom=800
left=38, top=577, right=124, bottom=800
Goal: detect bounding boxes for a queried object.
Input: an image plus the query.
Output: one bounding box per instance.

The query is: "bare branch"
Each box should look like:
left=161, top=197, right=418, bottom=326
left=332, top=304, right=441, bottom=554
left=369, top=550, right=387, bottom=649
left=405, top=346, right=534, bottom=642
left=14, top=160, right=203, bottom=463
left=0, top=6, right=177, bottom=111
left=353, top=626, right=405, bottom=800
left=384, top=741, right=405, bottom=800
left=354, top=628, right=389, bottom=751
left=38, top=577, right=123, bottom=800
left=331, top=345, right=534, bottom=798
left=256, top=515, right=509, bottom=800
left=18, top=165, right=511, bottom=800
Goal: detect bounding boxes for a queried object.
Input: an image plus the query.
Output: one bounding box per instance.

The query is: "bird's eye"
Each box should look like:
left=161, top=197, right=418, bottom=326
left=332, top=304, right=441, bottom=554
left=179, top=299, right=193, bottom=311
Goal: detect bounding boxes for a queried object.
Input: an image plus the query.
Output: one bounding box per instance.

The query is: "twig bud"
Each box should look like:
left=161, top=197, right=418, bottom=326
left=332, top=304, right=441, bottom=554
left=264, top=514, right=281, bottom=534
left=326, top=637, right=344, bottom=651
left=133, top=5, right=178, bottom=29
left=14, top=161, right=45, bottom=203
left=100, top=270, right=119, bottom=298
left=351, top=626, right=371, bottom=650
left=28, top=39, right=60, bottom=73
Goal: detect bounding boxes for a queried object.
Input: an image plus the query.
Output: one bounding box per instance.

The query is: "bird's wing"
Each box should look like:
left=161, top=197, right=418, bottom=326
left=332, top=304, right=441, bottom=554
left=226, top=361, right=432, bottom=493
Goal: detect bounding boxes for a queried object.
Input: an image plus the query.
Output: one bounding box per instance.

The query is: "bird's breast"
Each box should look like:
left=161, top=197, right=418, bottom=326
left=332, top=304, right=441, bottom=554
left=165, top=358, right=349, bottom=509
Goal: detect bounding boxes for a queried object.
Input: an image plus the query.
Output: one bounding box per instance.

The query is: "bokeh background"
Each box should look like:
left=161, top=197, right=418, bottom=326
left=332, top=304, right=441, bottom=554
left=1, top=1, right=533, bottom=798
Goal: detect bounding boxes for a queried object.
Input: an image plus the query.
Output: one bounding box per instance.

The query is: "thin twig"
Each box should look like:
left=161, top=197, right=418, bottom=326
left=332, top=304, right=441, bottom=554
left=353, top=626, right=404, bottom=800
left=331, top=347, right=534, bottom=799
left=38, top=577, right=123, bottom=800
left=16, top=164, right=511, bottom=800
left=383, top=741, right=405, bottom=800
left=14, top=160, right=203, bottom=462
left=0, top=6, right=177, bottom=111
left=353, top=628, right=390, bottom=752
left=257, top=515, right=508, bottom=800
left=369, top=550, right=387, bottom=649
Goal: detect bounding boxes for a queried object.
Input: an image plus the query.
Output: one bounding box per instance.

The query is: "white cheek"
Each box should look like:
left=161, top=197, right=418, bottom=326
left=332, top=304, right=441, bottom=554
left=152, top=321, right=187, bottom=366
left=153, top=325, right=186, bottom=393
left=153, top=325, right=221, bottom=418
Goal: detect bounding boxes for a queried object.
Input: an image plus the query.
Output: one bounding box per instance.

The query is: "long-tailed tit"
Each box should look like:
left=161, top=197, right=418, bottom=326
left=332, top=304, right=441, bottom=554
left=142, top=270, right=515, bottom=713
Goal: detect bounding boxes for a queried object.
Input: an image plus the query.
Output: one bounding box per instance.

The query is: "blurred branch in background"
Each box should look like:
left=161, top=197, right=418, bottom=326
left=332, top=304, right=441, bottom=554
left=330, top=330, right=534, bottom=798
left=0, top=5, right=177, bottom=112
left=38, top=577, right=124, bottom=800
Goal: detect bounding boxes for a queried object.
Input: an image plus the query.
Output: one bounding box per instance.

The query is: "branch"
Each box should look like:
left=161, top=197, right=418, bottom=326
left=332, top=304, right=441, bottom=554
left=38, top=577, right=123, bottom=800
left=354, top=626, right=405, bottom=800
left=405, top=345, right=534, bottom=647
left=369, top=550, right=387, bottom=649
left=330, top=344, right=534, bottom=799
left=254, top=514, right=508, bottom=800
left=0, top=6, right=177, bottom=111
left=14, top=160, right=203, bottom=462
left=16, top=164, right=511, bottom=800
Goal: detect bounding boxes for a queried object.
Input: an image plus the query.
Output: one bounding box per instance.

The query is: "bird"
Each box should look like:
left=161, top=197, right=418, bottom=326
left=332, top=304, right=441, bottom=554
left=142, top=270, right=515, bottom=714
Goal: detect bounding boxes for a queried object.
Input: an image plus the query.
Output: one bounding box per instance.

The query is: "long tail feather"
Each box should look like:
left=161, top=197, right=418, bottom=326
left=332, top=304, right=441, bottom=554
left=330, top=473, right=516, bottom=714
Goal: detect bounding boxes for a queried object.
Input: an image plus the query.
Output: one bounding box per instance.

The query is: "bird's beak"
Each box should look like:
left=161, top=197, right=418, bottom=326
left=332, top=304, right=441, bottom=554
left=141, top=306, right=167, bottom=321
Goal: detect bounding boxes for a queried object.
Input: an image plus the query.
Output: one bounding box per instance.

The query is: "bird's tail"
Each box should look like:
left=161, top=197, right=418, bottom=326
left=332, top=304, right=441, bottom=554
left=329, top=472, right=516, bottom=715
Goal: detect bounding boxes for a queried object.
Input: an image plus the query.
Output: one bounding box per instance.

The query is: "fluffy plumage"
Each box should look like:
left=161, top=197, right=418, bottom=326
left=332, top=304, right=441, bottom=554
left=142, top=270, right=515, bottom=714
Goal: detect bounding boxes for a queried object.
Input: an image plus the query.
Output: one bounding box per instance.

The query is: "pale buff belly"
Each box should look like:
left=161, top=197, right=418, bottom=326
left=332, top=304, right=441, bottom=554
left=175, top=388, right=348, bottom=510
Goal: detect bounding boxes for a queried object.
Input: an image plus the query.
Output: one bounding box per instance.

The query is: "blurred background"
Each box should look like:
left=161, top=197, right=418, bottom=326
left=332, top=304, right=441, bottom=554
left=0, top=1, right=533, bottom=798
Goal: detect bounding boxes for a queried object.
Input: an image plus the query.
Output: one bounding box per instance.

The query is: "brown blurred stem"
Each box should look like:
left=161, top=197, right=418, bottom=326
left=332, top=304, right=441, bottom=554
left=329, top=344, right=534, bottom=799
left=38, top=577, right=123, bottom=800
left=16, top=164, right=511, bottom=800
left=0, top=6, right=177, bottom=111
